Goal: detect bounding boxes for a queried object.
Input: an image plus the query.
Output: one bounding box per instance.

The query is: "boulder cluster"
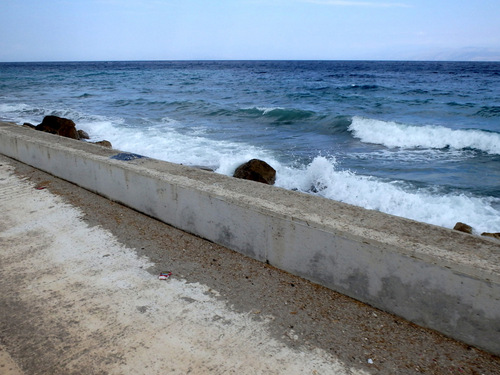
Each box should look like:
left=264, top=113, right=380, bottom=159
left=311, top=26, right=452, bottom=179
left=24, top=115, right=112, bottom=148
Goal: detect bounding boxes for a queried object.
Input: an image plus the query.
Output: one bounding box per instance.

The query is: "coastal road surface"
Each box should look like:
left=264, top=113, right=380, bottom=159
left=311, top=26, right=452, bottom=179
left=1, top=154, right=499, bottom=374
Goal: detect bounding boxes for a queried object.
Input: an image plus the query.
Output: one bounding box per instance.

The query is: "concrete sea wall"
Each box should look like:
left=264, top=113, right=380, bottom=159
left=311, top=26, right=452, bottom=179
left=1, top=122, right=499, bottom=355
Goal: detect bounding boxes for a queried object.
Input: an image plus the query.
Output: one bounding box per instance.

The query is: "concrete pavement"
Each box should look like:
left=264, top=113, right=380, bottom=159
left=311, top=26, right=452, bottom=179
left=2, top=153, right=500, bottom=374
left=0, top=156, right=363, bottom=374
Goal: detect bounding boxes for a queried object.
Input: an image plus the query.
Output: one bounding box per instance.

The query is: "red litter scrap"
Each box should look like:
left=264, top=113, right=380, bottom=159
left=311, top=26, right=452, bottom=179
left=159, top=272, right=172, bottom=280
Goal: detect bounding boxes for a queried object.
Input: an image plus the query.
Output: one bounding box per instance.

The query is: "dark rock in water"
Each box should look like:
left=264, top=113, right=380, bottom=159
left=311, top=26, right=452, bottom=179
left=35, top=115, right=80, bottom=140
left=78, top=129, right=90, bottom=139
left=309, top=183, right=327, bottom=194
left=233, top=159, right=276, bottom=185
left=481, top=232, right=500, bottom=240
left=93, top=140, right=112, bottom=148
left=453, top=222, right=473, bottom=234
left=111, top=152, right=144, bottom=161
left=22, top=122, right=36, bottom=129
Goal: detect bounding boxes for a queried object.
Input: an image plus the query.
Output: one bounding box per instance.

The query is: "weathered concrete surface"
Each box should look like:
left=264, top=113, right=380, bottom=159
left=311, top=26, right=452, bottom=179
left=1, top=121, right=499, bottom=355
left=0, top=159, right=363, bottom=374
left=2, top=154, right=500, bottom=374
left=0, top=345, right=23, bottom=375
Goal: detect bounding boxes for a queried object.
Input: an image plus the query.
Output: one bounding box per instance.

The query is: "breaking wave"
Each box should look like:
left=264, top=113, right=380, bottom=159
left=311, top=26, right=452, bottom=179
left=348, top=116, right=500, bottom=155
left=277, top=156, right=500, bottom=233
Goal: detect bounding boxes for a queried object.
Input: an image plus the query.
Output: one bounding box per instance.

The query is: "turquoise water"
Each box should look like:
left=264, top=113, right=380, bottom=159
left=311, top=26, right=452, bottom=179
left=1, top=60, right=499, bottom=232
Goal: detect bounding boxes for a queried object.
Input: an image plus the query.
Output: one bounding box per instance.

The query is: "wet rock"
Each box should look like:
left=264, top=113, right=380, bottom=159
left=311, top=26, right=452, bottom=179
left=233, top=159, right=276, bottom=185
left=481, top=232, right=500, bottom=240
left=22, top=122, right=36, bottom=129
left=453, top=222, right=473, bottom=234
left=93, top=140, right=112, bottom=148
left=35, top=115, right=80, bottom=140
left=78, top=129, right=90, bottom=139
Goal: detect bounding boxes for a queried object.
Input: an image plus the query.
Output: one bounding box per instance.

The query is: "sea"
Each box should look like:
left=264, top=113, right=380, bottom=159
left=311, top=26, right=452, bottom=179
left=1, top=60, right=499, bottom=233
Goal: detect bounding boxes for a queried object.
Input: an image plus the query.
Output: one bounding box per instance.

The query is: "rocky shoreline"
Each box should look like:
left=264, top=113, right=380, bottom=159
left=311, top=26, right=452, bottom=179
left=23, top=115, right=113, bottom=148
left=22, top=115, right=500, bottom=240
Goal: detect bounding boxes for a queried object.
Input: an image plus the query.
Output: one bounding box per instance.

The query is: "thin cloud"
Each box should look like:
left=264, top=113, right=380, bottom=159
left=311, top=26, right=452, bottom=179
left=304, top=0, right=411, bottom=7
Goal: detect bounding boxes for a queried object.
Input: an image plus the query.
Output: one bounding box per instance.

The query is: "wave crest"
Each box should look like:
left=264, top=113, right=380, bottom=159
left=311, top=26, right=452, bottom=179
left=348, top=117, right=500, bottom=155
left=240, top=107, right=315, bottom=123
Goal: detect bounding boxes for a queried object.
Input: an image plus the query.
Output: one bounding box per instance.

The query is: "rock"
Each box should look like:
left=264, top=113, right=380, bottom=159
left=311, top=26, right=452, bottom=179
left=233, top=159, right=276, bottom=185
left=78, top=129, right=90, bottom=139
left=22, top=122, right=36, bottom=129
left=93, top=140, right=112, bottom=148
left=481, top=232, right=500, bottom=240
left=35, top=115, right=80, bottom=140
left=453, top=222, right=473, bottom=234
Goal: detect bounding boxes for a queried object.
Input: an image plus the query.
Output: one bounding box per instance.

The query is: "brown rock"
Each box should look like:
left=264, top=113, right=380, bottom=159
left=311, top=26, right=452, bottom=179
left=233, top=159, right=276, bottom=185
left=453, top=222, right=473, bottom=234
left=35, top=115, right=80, bottom=140
left=481, top=232, right=500, bottom=240
left=78, top=129, right=90, bottom=139
left=93, top=140, right=112, bottom=148
left=22, top=122, right=36, bottom=129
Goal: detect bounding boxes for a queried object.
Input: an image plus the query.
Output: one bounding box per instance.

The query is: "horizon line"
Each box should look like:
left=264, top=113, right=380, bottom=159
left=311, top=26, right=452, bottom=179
left=1, top=58, right=499, bottom=64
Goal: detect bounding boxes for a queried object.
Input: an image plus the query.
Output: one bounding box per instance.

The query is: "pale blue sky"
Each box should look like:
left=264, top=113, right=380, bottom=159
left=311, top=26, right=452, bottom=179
left=1, top=0, right=499, bottom=61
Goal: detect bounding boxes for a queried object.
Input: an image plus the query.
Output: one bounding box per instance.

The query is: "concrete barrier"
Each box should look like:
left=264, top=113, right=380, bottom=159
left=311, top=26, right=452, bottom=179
left=1, top=121, right=499, bottom=354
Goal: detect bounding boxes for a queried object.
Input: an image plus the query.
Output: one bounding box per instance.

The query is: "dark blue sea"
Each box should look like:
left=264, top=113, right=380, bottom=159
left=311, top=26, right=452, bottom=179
left=1, top=60, right=499, bottom=233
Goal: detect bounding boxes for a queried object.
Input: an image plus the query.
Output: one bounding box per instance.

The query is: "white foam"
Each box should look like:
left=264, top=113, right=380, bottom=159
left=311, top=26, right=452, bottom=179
left=276, top=156, right=500, bottom=233
left=0, top=102, right=103, bottom=126
left=256, top=106, right=285, bottom=115
left=0, top=102, right=43, bottom=123
left=241, top=106, right=285, bottom=115
left=351, top=148, right=475, bottom=163
left=349, top=116, right=500, bottom=155
left=80, top=117, right=281, bottom=172
left=0, top=103, right=31, bottom=113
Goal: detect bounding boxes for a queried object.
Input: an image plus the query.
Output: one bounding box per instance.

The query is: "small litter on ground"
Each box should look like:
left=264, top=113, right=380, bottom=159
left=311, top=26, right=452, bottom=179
left=158, top=272, right=172, bottom=280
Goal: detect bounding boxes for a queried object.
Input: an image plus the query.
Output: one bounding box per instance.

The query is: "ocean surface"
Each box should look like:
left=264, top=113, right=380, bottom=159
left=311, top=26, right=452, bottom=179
left=1, top=60, right=499, bottom=233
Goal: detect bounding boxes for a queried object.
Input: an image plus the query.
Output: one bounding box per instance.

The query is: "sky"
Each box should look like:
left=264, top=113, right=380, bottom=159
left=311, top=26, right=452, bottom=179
left=1, top=0, right=499, bottom=62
